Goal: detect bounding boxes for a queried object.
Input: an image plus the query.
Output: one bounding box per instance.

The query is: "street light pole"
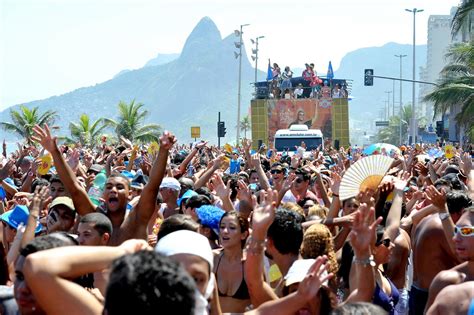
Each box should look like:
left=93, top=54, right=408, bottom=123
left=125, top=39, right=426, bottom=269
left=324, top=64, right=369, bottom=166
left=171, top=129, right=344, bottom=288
left=235, top=23, right=250, bottom=146
left=406, top=8, right=423, bottom=144
left=395, top=54, right=407, bottom=144
left=251, top=36, right=264, bottom=97
left=385, top=91, right=392, bottom=120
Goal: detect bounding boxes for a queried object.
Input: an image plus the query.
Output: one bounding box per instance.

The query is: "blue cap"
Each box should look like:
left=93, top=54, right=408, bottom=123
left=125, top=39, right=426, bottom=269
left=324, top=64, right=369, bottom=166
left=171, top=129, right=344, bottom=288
left=121, top=170, right=135, bottom=179
left=0, top=205, right=42, bottom=233
left=3, top=178, right=17, bottom=189
left=195, top=205, right=225, bottom=235
left=177, top=190, right=198, bottom=207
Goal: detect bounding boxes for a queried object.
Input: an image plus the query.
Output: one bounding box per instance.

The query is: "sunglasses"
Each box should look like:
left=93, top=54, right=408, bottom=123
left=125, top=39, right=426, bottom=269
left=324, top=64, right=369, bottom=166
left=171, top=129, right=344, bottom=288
left=271, top=169, right=283, bottom=174
left=454, top=226, right=474, bottom=237
left=376, top=238, right=391, bottom=247
left=295, top=178, right=305, bottom=184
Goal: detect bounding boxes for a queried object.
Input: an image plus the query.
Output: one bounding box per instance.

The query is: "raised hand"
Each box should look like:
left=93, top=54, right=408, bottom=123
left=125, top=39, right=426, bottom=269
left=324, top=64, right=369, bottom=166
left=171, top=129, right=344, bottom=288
left=211, top=173, right=231, bottom=199
left=296, top=256, right=334, bottom=301
left=158, top=131, right=177, bottom=151
left=30, top=185, right=50, bottom=218
left=356, top=189, right=376, bottom=209
left=194, top=141, right=208, bottom=150
left=236, top=179, right=252, bottom=203
left=393, top=171, right=411, bottom=192
left=242, top=138, right=252, bottom=152
left=250, top=153, right=261, bottom=169
left=252, top=188, right=278, bottom=238
left=31, top=124, right=57, bottom=153
left=282, top=172, right=296, bottom=192
left=330, top=171, right=342, bottom=195
left=0, top=160, right=14, bottom=181
left=425, top=185, right=447, bottom=211
left=349, top=203, right=382, bottom=256
left=460, top=152, right=473, bottom=176
left=66, top=149, right=81, bottom=173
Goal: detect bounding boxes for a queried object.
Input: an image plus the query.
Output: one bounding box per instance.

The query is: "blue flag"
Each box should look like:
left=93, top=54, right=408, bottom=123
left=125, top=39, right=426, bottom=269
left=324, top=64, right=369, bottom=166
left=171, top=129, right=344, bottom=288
left=266, top=59, right=272, bottom=81
left=327, top=61, right=334, bottom=80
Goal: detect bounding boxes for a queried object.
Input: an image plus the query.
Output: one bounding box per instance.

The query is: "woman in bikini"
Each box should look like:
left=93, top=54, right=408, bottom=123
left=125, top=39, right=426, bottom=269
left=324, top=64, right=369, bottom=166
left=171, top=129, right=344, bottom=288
left=214, top=211, right=251, bottom=313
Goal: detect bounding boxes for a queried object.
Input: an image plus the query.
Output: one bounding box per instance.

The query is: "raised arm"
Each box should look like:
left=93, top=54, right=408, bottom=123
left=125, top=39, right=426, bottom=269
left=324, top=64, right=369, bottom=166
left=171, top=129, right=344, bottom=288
left=178, top=141, right=207, bottom=176
left=250, top=154, right=271, bottom=191
left=133, top=132, right=176, bottom=225
left=384, top=172, right=410, bottom=242
left=23, top=239, right=149, bottom=315
left=32, top=125, right=95, bottom=215
left=245, top=189, right=279, bottom=307
left=345, top=203, right=381, bottom=303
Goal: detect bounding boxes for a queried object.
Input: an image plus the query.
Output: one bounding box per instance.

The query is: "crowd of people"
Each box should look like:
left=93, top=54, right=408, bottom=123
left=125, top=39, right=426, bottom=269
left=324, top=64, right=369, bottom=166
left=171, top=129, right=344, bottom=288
left=267, top=63, right=348, bottom=100
left=0, top=125, right=473, bottom=315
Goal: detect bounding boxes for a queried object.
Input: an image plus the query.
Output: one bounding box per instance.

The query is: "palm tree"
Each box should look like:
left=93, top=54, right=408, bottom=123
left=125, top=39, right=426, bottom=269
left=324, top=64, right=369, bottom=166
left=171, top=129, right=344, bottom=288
left=0, top=105, right=57, bottom=144
left=104, top=100, right=161, bottom=142
left=451, top=0, right=474, bottom=39
left=68, top=114, right=108, bottom=147
left=376, top=105, right=425, bottom=145
left=240, top=115, right=251, bottom=140
left=423, top=41, right=474, bottom=142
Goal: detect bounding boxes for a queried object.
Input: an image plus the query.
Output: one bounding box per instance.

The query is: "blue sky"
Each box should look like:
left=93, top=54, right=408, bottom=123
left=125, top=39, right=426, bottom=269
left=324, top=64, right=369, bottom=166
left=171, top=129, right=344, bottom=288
left=0, top=0, right=460, bottom=110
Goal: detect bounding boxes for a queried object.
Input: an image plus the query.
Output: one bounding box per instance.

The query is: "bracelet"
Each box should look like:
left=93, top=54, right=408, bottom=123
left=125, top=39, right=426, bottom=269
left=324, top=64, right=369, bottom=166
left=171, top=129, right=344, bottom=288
left=246, top=237, right=266, bottom=255
left=352, top=255, right=375, bottom=267
left=439, top=212, right=450, bottom=221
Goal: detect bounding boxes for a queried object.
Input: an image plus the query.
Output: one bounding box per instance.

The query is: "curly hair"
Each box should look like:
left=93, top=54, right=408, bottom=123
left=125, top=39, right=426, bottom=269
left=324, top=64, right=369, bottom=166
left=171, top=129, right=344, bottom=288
left=300, top=224, right=338, bottom=291
left=280, top=202, right=305, bottom=218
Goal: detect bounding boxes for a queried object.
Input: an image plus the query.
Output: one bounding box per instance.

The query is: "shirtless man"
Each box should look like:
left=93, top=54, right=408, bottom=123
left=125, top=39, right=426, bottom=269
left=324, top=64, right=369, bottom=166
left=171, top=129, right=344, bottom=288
left=425, top=206, right=474, bottom=313
left=409, top=190, right=466, bottom=315
left=32, top=124, right=175, bottom=246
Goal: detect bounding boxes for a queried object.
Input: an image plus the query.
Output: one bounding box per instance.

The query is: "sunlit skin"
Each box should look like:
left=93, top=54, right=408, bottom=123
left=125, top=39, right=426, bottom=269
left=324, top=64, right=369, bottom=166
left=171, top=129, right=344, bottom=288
left=219, top=215, right=247, bottom=249
left=102, top=176, right=129, bottom=213
left=171, top=253, right=210, bottom=296
left=14, top=256, right=45, bottom=315
left=77, top=222, right=109, bottom=246
left=342, top=198, right=359, bottom=215
left=49, top=182, right=67, bottom=200
left=287, top=282, right=321, bottom=315
left=452, top=212, right=474, bottom=261
left=46, top=206, right=75, bottom=233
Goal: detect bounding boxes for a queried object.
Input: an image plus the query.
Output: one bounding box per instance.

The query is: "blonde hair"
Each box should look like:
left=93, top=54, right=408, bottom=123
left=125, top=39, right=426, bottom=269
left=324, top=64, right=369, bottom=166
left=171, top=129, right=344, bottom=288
left=301, top=224, right=338, bottom=290
left=280, top=202, right=304, bottom=218
left=307, top=205, right=329, bottom=220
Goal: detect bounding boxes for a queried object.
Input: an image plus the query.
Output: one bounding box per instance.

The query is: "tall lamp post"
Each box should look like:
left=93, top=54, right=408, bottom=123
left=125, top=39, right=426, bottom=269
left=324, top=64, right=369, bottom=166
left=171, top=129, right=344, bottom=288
left=395, top=54, right=407, bottom=144
left=234, top=23, right=250, bottom=146
left=385, top=91, right=392, bottom=120
left=251, top=36, right=265, bottom=96
left=405, top=8, right=423, bottom=144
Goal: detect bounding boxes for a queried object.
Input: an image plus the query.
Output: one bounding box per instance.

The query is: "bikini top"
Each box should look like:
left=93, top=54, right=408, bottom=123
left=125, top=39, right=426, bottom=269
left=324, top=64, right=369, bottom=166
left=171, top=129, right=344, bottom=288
left=373, top=275, right=400, bottom=315
left=215, top=253, right=250, bottom=300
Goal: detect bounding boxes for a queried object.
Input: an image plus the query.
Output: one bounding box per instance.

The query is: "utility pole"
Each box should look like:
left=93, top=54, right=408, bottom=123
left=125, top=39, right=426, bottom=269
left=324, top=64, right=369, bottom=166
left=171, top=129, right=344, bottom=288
left=406, top=8, right=423, bottom=144
left=234, top=23, right=250, bottom=146
left=395, top=54, right=407, bottom=144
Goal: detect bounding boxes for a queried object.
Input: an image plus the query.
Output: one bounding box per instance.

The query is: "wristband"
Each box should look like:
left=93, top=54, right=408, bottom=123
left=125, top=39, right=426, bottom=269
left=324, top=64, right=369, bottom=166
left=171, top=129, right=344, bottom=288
left=352, top=255, right=375, bottom=267
left=439, top=212, right=450, bottom=221
left=246, top=237, right=266, bottom=255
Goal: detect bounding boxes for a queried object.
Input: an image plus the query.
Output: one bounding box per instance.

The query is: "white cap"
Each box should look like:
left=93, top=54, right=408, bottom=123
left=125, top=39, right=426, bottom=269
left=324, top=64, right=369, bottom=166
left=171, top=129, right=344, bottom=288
left=155, top=230, right=213, bottom=269
left=284, top=259, right=328, bottom=287
left=160, top=177, right=181, bottom=191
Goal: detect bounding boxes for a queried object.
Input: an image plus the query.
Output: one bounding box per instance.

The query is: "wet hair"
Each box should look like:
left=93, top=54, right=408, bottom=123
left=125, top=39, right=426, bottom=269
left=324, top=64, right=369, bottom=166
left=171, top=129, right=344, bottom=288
left=330, top=302, right=388, bottom=315
left=267, top=209, right=304, bottom=255
left=20, top=232, right=78, bottom=258
left=219, top=211, right=249, bottom=248
left=194, top=187, right=213, bottom=202
left=433, top=178, right=453, bottom=192
left=31, top=178, right=50, bottom=193
left=157, top=214, right=199, bottom=241
left=79, top=212, right=113, bottom=236
left=49, top=175, right=63, bottom=185
left=184, top=195, right=211, bottom=209
left=446, top=191, right=472, bottom=214
left=295, top=168, right=310, bottom=181
left=301, top=224, right=338, bottom=290
left=108, top=173, right=131, bottom=189
left=104, top=251, right=196, bottom=315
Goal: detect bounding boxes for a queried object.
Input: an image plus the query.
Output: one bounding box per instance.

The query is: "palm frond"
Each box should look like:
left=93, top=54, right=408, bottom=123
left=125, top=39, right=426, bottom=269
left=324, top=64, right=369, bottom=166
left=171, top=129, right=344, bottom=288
left=451, top=0, right=474, bottom=37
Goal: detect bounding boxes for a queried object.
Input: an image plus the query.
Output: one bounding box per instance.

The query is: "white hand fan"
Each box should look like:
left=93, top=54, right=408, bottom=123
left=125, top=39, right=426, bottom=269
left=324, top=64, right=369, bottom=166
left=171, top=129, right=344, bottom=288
left=339, top=155, right=394, bottom=201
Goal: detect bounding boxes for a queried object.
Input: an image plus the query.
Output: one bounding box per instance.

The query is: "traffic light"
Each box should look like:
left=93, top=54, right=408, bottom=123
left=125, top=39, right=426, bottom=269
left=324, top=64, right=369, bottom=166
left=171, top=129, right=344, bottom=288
left=364, top=69, right=374, bottom=86
left=436, top=121, right=443, bottom=137
left=218, top=121, right=226, bottom=137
